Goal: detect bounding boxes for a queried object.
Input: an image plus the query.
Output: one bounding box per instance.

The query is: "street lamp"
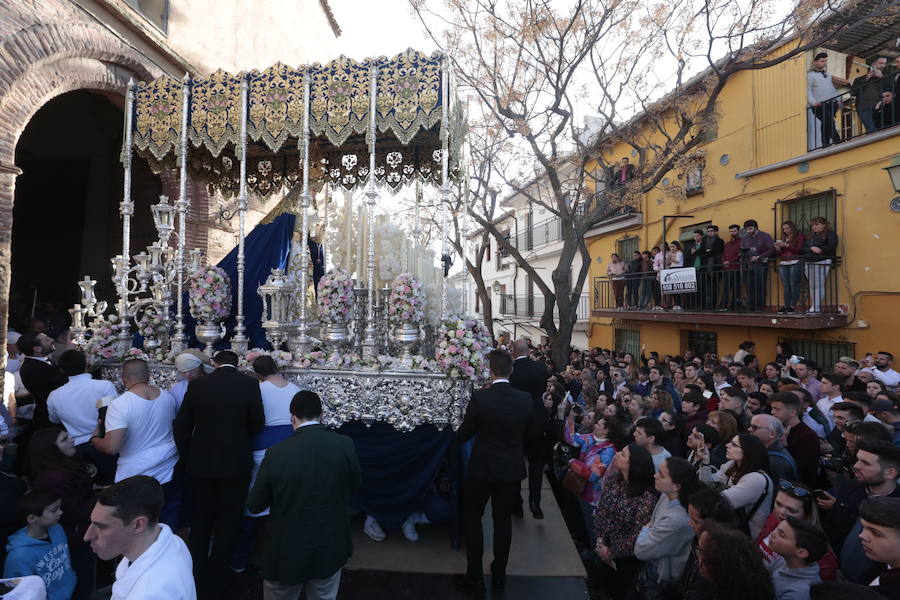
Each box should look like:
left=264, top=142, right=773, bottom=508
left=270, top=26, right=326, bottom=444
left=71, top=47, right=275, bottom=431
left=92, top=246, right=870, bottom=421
left=885, top=157, right=900, bottom=213
left=884, top=156, right=900, bottom=193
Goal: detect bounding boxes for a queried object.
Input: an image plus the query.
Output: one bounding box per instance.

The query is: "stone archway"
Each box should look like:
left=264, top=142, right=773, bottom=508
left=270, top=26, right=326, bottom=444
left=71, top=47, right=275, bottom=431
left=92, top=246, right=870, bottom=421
left=0, top=15, right=161, bottom=374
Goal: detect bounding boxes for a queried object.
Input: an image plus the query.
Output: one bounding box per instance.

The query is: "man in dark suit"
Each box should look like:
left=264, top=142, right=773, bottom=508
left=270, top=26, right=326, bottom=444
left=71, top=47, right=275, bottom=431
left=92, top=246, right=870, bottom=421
left=174, top=350, right=264, bottom=599
left=699, top=224, right=725, bottom=309
left=454, top=349, right=539, bottom=595
left=509, top=338, right=549, bottom=519
left=17, top=332, right=67, bottom=429
left=248, top=390, right=360, bottom=600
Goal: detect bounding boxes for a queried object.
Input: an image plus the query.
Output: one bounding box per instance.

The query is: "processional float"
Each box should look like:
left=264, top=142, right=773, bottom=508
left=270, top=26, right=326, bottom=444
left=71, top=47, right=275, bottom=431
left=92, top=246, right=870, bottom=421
left=71, top=50, right=477, bottom=431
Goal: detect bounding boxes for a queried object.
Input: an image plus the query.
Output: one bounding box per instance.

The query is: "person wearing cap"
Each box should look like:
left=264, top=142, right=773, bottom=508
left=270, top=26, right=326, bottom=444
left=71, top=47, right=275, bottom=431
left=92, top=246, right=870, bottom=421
left=169, top=349, right=213, bottom=408
left=870, top=398, right=900, bottom=446
left=5, top=330, right=22, bottom=373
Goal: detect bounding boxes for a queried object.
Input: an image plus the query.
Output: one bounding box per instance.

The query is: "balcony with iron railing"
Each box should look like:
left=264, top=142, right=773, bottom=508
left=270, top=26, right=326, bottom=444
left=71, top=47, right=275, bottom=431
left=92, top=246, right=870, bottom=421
left=503, top=194, right=636, bottom=253
left=499, top=293, right=590, bottom=322
left=591, top=258, right=847, bottom=329
left=807, top=88, right=898, bottom=152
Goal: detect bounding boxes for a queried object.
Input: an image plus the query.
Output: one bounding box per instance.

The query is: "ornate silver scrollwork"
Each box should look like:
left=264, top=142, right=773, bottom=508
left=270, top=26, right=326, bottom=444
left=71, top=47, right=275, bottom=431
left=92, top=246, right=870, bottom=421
left=100, top=364, right=471, bottom=432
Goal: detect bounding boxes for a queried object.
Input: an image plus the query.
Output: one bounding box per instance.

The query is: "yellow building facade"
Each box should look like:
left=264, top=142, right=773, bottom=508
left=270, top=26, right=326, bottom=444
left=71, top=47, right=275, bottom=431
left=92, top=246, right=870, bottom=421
left=587, top=46, right=900, bottom=367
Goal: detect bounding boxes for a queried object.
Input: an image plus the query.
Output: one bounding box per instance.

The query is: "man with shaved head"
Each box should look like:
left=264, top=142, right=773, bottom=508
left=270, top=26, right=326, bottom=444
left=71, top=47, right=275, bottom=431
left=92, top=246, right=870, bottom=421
left=749, top=413, right=799, bottom=482
left=508, top=338, right=550, bottom=519
left=90, top=359, right=181, bottom=526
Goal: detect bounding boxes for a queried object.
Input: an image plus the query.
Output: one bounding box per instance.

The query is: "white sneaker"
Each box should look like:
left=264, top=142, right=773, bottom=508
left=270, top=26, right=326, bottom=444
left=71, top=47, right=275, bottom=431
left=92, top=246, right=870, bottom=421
left=364, top=515, right=386, bottom=542
left=401, top=512, right=429, bottom=541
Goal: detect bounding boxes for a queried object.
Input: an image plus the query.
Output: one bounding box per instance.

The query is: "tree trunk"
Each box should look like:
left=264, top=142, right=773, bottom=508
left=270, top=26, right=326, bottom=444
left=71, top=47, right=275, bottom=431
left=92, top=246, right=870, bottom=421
left=550, top=317, right=575, bottom=372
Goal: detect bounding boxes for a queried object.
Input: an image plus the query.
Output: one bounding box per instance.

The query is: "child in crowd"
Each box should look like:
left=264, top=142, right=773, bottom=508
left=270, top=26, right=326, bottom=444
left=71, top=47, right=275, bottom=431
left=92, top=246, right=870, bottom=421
left=3, top=491, right=76, bottom=600
left=765, top=515, right=828, bottom=600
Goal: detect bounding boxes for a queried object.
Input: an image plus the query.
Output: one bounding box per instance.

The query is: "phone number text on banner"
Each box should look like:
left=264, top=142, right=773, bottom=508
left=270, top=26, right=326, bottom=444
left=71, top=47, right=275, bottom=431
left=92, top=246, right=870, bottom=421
left=660, top=267, right=697, bottom=295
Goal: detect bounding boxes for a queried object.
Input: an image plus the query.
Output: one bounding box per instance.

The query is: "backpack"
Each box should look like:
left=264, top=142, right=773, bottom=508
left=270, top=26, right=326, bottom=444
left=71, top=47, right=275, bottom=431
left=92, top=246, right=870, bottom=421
left=735, top=471, right=772, bottom=537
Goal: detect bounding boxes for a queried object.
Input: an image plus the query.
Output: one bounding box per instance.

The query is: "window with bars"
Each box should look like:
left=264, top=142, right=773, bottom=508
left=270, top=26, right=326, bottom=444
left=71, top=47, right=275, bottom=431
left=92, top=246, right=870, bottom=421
left=614, top=323, right=641, bottom=356
left=685, top=331, right=718, bottom=357
left=780, top=338, right=854, bottom=371
left=781, top=191, right=837, bottom=237
left=617, top=237, right=640, bottom=261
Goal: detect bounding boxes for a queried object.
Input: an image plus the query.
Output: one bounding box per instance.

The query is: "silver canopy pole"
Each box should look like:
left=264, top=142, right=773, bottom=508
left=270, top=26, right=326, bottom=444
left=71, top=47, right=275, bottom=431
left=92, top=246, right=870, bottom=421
left=439, top=56, right=450, bottom=320
left=116, top=81, right=135, bottom=352
left=231, top=75, right=250, bottom=353
left=362, top=63, right=379, bottom=358
left=295, top=68, right=313, bottom=353
left=172, top=74, right=191, bottom=352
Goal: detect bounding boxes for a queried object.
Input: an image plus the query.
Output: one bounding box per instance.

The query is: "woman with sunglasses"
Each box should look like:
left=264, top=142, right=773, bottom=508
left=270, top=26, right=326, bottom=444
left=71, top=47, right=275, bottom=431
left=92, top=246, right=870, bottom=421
left=756, top=480, right=839, bottom=581
left=695, top=432, right=775, bottom=539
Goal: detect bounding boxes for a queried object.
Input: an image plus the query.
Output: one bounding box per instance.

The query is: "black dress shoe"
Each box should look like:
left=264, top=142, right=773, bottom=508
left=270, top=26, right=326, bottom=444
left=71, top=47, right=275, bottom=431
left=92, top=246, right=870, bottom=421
left=452, top=574, right=486, bottom=596
left=511, top=503, right=524, bottom=518
left=490, top=563, right=506, bottom=593
left=529, top=500, right=544, bottom=520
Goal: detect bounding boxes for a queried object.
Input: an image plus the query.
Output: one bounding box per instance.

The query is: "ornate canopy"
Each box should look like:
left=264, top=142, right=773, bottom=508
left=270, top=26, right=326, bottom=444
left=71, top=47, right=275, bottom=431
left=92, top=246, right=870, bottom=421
left=129, top=49, right=464, bottom=196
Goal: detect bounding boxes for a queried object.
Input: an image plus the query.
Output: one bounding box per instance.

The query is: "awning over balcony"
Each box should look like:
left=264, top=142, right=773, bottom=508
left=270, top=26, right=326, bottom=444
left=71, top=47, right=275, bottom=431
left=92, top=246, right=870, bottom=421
left=819, top=0, right=900, bottom=58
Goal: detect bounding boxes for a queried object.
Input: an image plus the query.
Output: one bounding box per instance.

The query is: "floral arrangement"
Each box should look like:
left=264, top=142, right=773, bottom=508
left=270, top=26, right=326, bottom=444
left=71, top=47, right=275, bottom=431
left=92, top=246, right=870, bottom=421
left=387, top=273, right=426, bottom=324
left=243, top=348, right=294, bottom=369
left=82, top=314, right=120, bottom=364
left=295, top=350, right=327, bottom=369
left=136, top=307, right=167, bottom=340
left=377, top=354, right=436, bottom=371
left=434, top=314, right=493, bottom=380
left=187, top=265, right=232, bottom=321
left=317, top=268, right=355, bottom=323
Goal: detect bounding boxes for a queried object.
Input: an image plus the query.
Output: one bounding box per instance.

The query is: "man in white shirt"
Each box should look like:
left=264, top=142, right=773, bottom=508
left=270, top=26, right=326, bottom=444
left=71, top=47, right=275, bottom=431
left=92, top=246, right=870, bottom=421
left=807, top=52, right=841, bottom=147
left=865, top=351, right=900, bottom=391
left=167, top=350, right=212, bottom=408
left=815, top=372, right=845, bottom=430
left=84, top=475, right=195, bottom=600
left=47, top=350, right=118, bottom=483
left=90, top=359, right=180, bottom=528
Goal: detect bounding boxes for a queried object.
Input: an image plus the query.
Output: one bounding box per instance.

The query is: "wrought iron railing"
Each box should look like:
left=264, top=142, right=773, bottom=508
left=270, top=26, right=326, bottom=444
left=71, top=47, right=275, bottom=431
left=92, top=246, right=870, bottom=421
left=808, top=86, right=898, bottom=152
left=592, top=257, right=842, bottom=316
left=500, top=293, right=590, bottom=320
left=505, top=196, right=634, bottom=252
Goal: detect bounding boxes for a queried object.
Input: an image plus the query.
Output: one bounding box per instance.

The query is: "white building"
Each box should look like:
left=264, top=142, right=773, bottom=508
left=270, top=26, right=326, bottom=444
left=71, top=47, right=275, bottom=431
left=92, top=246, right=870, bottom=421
left=463, top=168, right=593, bottom=349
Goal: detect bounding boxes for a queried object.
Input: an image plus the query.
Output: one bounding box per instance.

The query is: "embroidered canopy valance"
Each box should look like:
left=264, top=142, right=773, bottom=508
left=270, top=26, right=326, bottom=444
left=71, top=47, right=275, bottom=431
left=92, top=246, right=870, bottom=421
left=128, top=49, right=464, bottom=196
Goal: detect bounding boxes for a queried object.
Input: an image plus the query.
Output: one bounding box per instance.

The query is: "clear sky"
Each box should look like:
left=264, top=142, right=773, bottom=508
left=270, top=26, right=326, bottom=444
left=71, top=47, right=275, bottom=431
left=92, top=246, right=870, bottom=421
left=316, top=0, right=439, bottom=63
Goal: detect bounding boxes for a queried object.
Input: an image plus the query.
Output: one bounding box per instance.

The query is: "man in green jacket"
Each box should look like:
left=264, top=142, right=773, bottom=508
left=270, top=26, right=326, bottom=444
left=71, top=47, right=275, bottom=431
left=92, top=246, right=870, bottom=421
left=247, top=390, right=361, bottom=600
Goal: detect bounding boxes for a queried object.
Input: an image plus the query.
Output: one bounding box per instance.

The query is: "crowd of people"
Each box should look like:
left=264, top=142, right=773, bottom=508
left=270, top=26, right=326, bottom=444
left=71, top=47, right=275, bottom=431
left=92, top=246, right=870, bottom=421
left=3, top=307, right=900, bottom=599
left=1, top=316, right=361, bottom=600
left=808, top=52, right=900, bottom=148
left=604, top=217, right=838, bottom=314
left=513, top=340, right=900, bottom=599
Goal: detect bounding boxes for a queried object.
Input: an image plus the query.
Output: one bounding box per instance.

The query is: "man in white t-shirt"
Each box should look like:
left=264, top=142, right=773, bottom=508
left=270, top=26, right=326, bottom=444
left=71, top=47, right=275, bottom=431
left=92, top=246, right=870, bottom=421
left=47, top=350, right=118, bottom=483
left=815, top=372, right=845, bottom=430
left=84, top=475, right=195, bottom=600
left=865, top=351, right=900, bottom=391
left=90, top=359, right=180, bottom=528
